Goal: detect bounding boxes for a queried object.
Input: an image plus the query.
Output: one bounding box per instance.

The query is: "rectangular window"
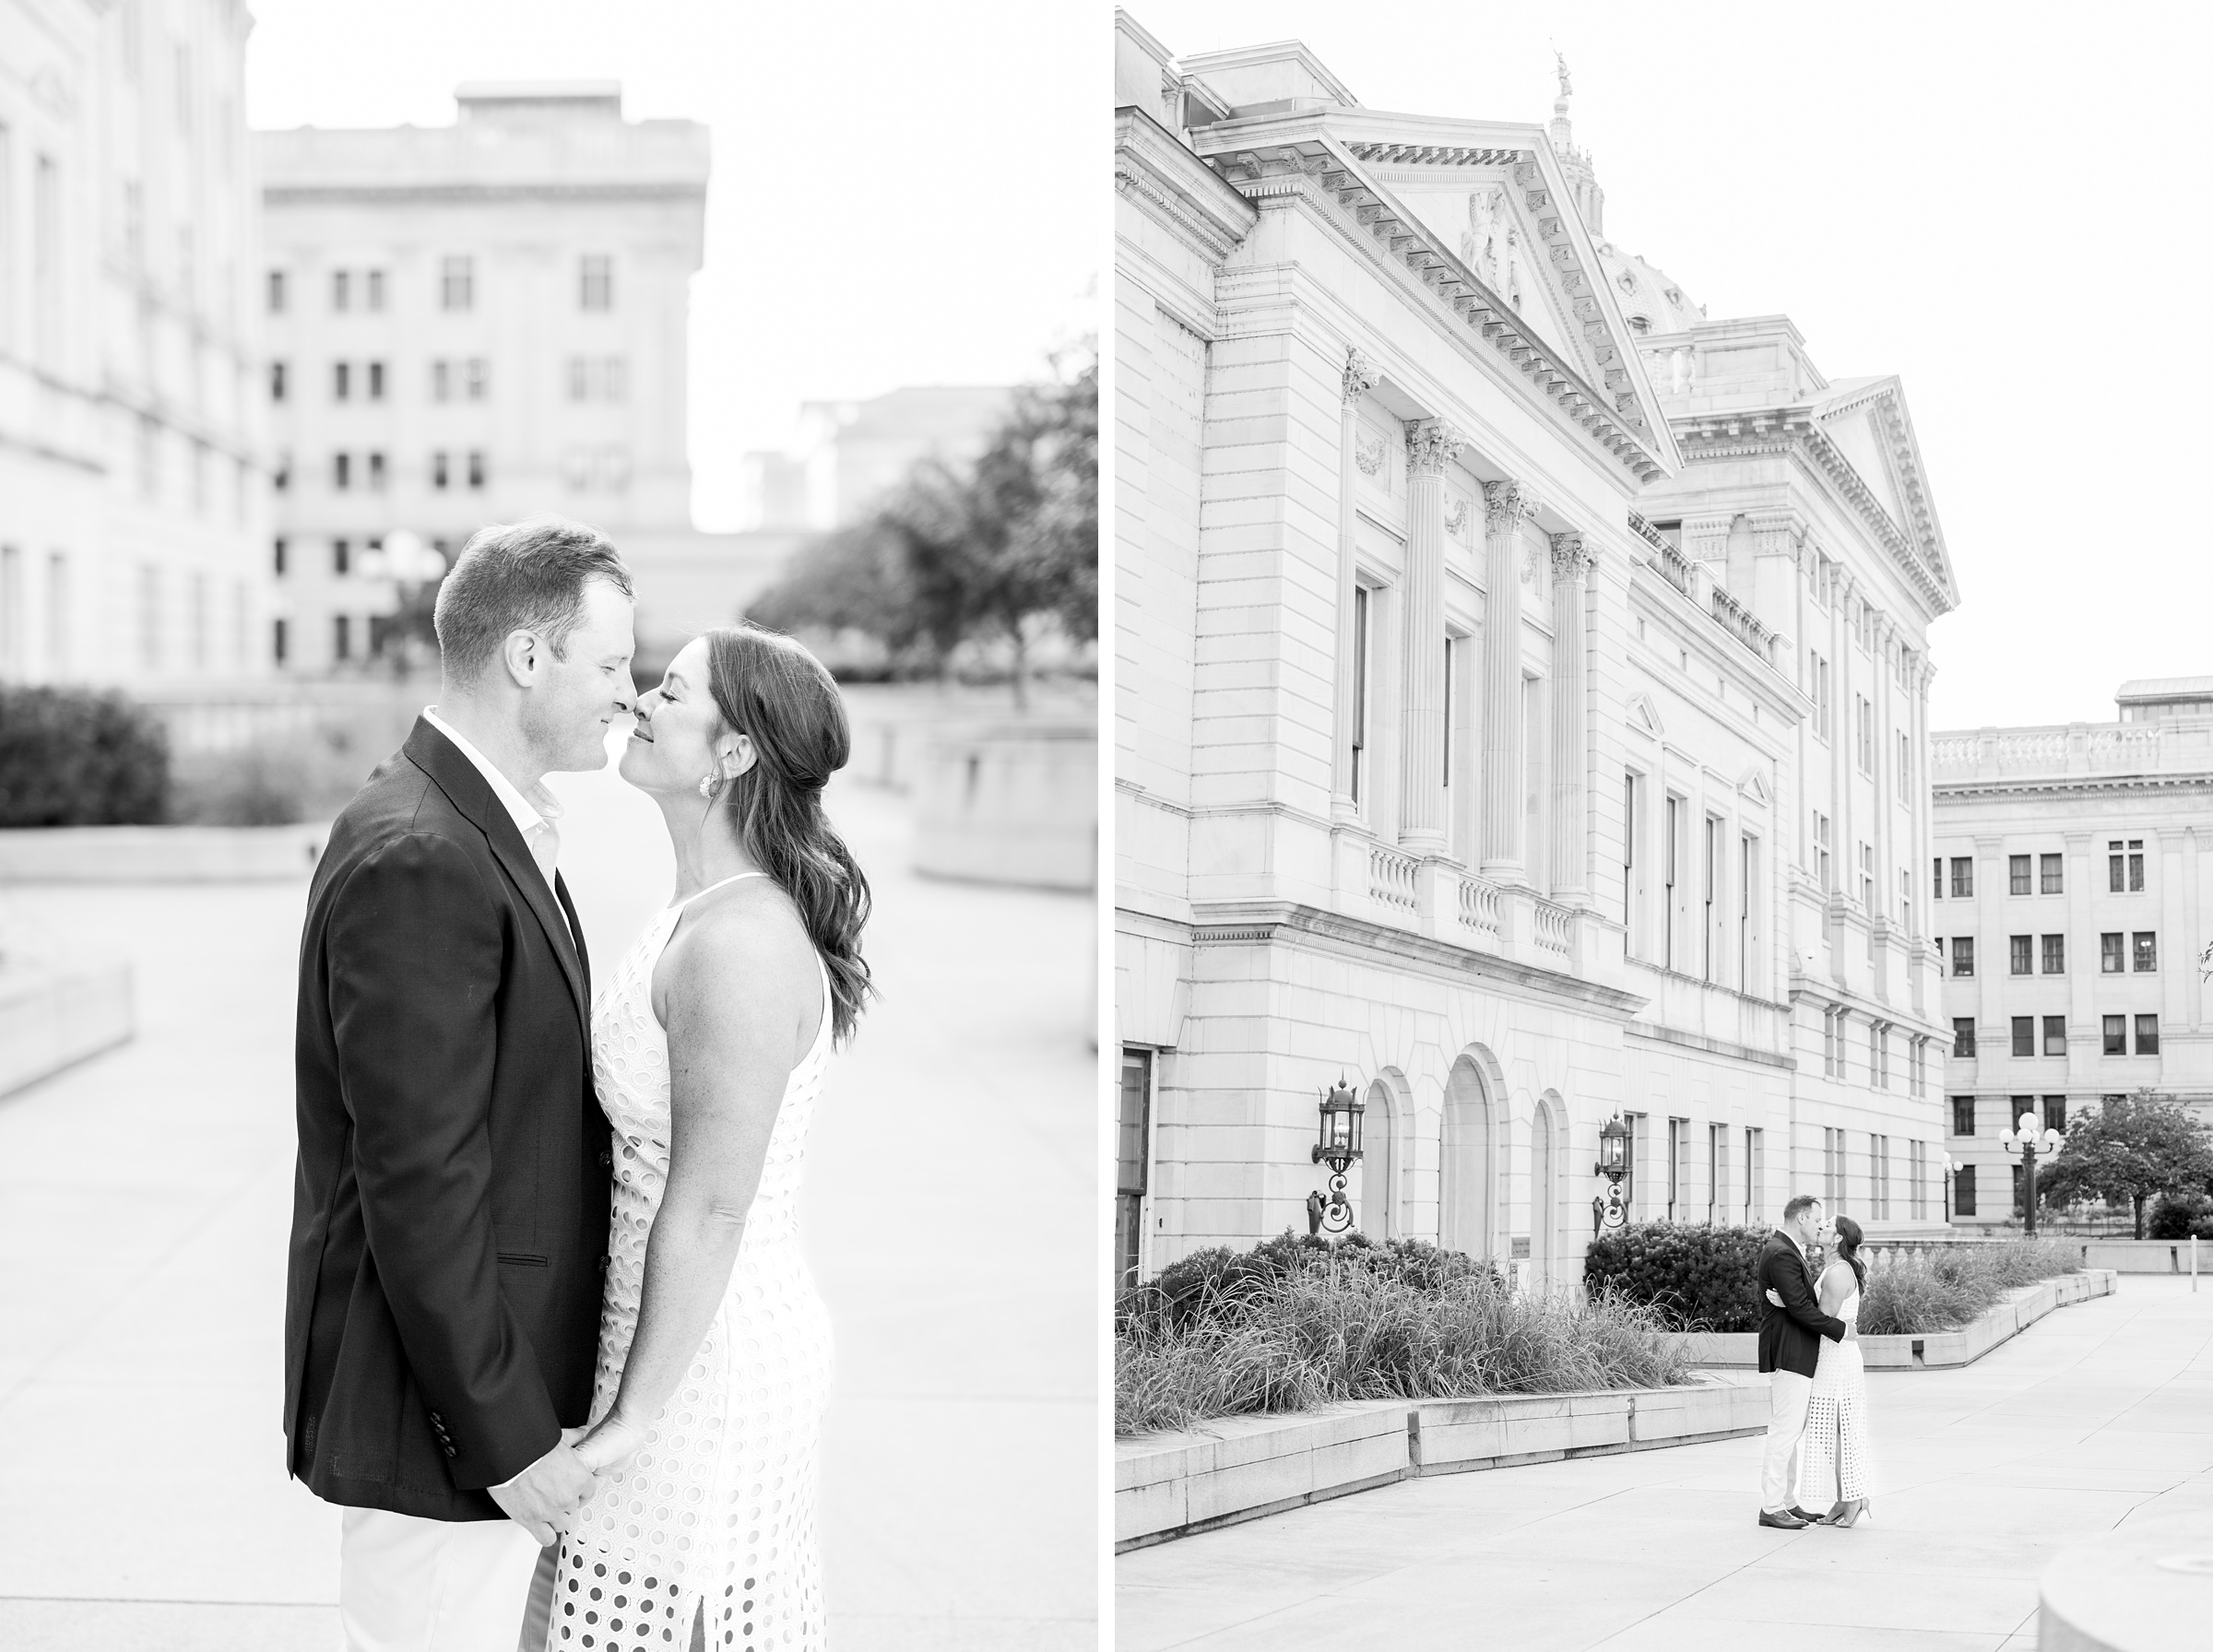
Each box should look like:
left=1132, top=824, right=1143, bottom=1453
left=1859, top=842, right=1875, bottom=914
left=441, top=255, right=474, bottom=311
left=1708, top=1123, right=1725, bottom=1226
left=432, top=451, right=449, bottom=490
left=1857, top=695, right=1873, bottom=774
left=1899, top=730, right=1911, bottom=794
left=2041, top=935, right=2065, bottom=975
left=1814, top=811, right=1831, bottom=892
left=267, top=268, right=286, bottom=313
left=333, top=613, right=350, bottom=662
left=1873, top=1135, right=1890, bottom=1220
left=1664, top=796, right=1680, bottom=970
left=1822, top=1127, right=1842, bottom=1207
left=2041, top=853, right=2063, bottom=894
left=1623, top=773, right=1639, bottom=955
left=332, top=360, right=349, bottom=401
left=2102, top=933, right=2124, bottom=974
left=2104, top=1015, right=2126, bottom=1056
left=2012, top=1016, right=2034, bottom=1057
left=270, top=360, right=287, bottom=402
left=331, top=268, right=349, bottom=312
left=2042, top=1096, right=2066, bottom=1133
left=1952, top=936, right=1974, bottom=977
left=2042, top=1016, right=2066, bottom=1057
left=273, top=616, right=288, bottom=667
left=367, top=361, right=385, bottom=400
left=1349, top=587, right=1369, bottom=807
left=2010, top=935, right=2032, bottom=976
left=366, top=269, right=385, bottom=311
left=1952, top=1096, right=1976, bottom=1136
left=466, top=358, right=488, bottom=400
left=332, top=452, right=349, bottom=490
left=1957, top=1163, right=1978, bottom=1217
left=272, top=537, right=287, bottom=577
left=2130, top=841, right=2145, bottom=891
left=1116, top=1049, right=1154, bottom=1288
left=1822, top=1008, right=1837, bottom=1077
left=2110, top=839, right=2146, bottom=892
left=1951, top=856, right=1973, bottom=898
left=2010, top=855, right=2030, bottom=895
left=1744, top=1127, right=1763, bottom=1225
left=1704, top=816, right=1720, bottom=983
left=1953, top=1017, right=1976, bottom=1057
left=568, top=356, right=591, bottom=401
left=1911, top=1139, right=1927, bottom=1220
left=467, top=450, right=485, bottom=490
left=579, top=253, right=612, bottom=310
left=1933, top=856, right=1944, bottom=900
left=367, top=452, right=385, bottom=490
left=605, top=357, right=628, bottom=400
left=432, top=360, right=451, bottom=401
left=1441, top=636, right=1455, bottom=790
left=331, top=538, right=349, bottom=577
left=2134, top=932, right=2157, bottom=973
left=2136, top=1016, right=2160, bottom=1056
left=1740, top=832, right=1756, bottom=994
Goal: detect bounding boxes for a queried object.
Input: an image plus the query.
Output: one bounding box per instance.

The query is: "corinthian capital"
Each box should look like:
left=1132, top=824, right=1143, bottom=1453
left=1343, top=348, right=1383, bottom=406
left=1549, top=531, right=1592, bottom=583
left=1484, top=478, right=1543, bottom=534
left=1404, top=418, right=1467, bottom=476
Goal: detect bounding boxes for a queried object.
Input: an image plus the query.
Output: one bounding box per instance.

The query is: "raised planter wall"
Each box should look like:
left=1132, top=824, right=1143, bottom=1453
left=0, top=824, right=327, bottom=883
left=1654, top=1269, right=2117, bottom=1370
left=2076, top=1239, right=2210, bottom=1275
left=0, top=962, right=133, bottom=1097
left=911, top=724, right=1095, bottom=891
left=1117, top=1373, right=1770, bottom=1552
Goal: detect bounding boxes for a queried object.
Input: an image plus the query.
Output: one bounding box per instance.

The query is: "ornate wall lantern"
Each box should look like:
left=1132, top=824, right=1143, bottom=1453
left=1310, top=1077, right=1365, bottom=1237
left=1592, top=1113, right=1631, bottom=1236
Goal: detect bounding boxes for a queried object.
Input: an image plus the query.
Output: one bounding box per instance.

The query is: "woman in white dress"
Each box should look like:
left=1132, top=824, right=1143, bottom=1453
left=547, top=623, right=872, bottom=1652
left=1796, top=1215, right=1874, bottom=1527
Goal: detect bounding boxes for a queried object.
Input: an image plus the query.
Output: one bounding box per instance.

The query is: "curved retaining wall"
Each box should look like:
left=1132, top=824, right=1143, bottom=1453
left=2038, top=1512, right=2213, bottom=1651
left=0, top=824, right=327, bottom=883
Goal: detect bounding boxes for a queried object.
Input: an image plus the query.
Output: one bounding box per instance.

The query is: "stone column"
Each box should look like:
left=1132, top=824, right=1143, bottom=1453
left=1481, top=478, right=1540, bottom=883
left=1331, top=348, right=1382, bottom=822
left=1548, top=532, right=1592, bottom=905
left=1398, top=418, right=1464, bottom=853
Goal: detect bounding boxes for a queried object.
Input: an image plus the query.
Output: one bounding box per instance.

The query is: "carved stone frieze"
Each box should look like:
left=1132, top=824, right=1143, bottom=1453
left=1354, top=431, right=1387, bottom=478
left=1444, top=495, right=1471, bottom=539
left=1404, top=419, right=1467, bottom=476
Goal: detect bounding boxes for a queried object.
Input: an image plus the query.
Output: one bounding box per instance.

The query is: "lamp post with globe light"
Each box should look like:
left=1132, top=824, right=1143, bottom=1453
left=359, top=528, right=449, bottom=678
left=2000, top=1107, right=2066, bottom=1236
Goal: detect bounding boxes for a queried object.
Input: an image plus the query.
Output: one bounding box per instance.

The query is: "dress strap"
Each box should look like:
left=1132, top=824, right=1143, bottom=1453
left=673, top=870, right=772, bottom=910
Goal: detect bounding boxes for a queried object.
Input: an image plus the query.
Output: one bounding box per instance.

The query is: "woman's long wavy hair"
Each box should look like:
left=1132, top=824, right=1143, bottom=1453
left=704, top=622, right=872, bottom=1044
left=1832, top=1215, right=1867, bottom=1293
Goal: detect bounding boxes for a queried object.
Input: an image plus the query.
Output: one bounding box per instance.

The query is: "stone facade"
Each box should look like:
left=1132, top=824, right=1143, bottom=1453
left=0, top=0, right=268, bottom=688
left=256, top=83, right=757, bottom=669
left=737, top=385, right=1013, bottom=534
left=1113, top=13, right=1961, bottom=1291
left=1932, top=680, right=2213, bottom=1226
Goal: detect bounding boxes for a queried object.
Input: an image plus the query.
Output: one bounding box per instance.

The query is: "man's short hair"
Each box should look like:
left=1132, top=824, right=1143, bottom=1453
left=432, top=518, right=633, bottom=685
left=1781, top=1193, right=1823, bottom=1222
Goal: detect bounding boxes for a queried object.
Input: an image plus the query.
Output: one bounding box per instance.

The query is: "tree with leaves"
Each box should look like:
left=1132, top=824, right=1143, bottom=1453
left=2034, top=1090, right=2213, bottom=1239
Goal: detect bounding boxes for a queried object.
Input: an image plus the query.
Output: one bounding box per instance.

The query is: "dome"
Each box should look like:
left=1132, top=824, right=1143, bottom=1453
left=1591, top=240, right=1707, bottom=338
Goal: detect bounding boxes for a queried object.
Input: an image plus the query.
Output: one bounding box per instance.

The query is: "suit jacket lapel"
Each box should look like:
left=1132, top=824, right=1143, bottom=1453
left=404, top=718, right=588, bottom=1025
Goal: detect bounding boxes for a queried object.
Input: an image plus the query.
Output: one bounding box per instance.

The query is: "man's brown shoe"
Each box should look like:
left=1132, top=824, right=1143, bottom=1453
left=1757, top=1508, right=1808, bottom=1529
left=1788, top=1505, right=1823, bottom=1523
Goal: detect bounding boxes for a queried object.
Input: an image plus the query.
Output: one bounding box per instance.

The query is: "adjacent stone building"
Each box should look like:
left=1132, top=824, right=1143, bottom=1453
left=0, top=0, right=269, bottom=689
left=1112, top=13, right=1960, bottom=1290
left=1933, top=679, right=2213, bottom=1225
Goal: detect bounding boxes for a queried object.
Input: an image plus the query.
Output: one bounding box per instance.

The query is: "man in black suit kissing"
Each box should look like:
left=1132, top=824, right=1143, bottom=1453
left=1755, top=1192, right=1853, bottom=1529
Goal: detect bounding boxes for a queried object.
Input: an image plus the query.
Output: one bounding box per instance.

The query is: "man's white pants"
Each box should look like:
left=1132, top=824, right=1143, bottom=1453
left=1759, top=1369, right=1812, bottom=1512
left=339, top=1507, right=543, bottom=1652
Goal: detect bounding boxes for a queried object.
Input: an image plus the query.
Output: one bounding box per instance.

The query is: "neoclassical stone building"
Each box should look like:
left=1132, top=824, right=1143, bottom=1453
left=1112, top=15, right=1960, bottom=1289
left=1933, top=679, right=2213, bottom=1226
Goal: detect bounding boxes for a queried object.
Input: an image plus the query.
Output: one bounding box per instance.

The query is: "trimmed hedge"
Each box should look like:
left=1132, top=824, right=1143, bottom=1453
left=1582, top=1221, right=1769, bottom=1332
left=0, top=686, right=170, bottom=826
left=1119, top=1230, right=1500, bottom=1337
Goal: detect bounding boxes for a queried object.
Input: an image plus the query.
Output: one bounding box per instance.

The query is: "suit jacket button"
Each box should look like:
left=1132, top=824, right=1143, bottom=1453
left=599, top=1150, right=613, bottom=1168
left=443, top=1445, right=456, bottom=1457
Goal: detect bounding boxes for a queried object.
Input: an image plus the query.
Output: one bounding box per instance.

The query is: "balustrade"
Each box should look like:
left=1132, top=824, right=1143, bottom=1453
left=1368, top=842, right=1419, bottom=914
left=1533, top=898, right=1574, bottom=958
left=1457, top=872, right=1502, bottom=942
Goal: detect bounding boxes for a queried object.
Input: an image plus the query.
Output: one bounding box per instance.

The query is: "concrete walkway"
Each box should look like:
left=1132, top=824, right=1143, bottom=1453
left=0, top=770, right=1095, bottom=1650
left=1118, top=1277, right=2213, bottom=1651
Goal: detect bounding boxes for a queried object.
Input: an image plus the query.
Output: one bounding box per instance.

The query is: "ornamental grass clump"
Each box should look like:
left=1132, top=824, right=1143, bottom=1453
left=1114, top=1233, right=1692, bottom=1437
left=1856, top=1238, right=2081, bottom=1336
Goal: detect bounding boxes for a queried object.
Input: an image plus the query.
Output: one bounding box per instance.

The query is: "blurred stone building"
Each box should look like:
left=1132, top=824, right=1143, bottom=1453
left=255, top=81, right=780, bottom=672
left=1933, top=679, right=2213, bottom=1225
left=736, top=384, right=1012, bottom=532
left=0, top=0, right=269, bottom=689
left=1113, top=13, right=1961, bottom=1289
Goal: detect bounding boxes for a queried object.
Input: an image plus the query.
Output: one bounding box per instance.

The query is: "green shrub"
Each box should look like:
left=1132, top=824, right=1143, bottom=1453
left=1122, top=1230, right=1498, bottom=1338
left=1582, top=1221, right=1769, bottom=1331
left=0, top=686, right=170, bottom=826
left=2148, top=1193, right=2213, bottom=1241
left=1116, top=1245, right=1690, bottom=1435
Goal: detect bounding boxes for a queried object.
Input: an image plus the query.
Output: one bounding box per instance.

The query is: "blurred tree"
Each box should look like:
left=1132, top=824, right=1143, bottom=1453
left=2034, top=1090, right=2213, bottom=1238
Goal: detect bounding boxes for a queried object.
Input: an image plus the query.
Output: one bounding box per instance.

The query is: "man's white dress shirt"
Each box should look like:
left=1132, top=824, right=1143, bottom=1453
left=423, top=706, right=571, bottom=942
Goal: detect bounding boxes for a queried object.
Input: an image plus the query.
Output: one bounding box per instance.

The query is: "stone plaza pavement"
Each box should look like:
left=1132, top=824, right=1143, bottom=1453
left=1118, top=1277, right=2213, bottom=1651
left=0, top=765, right=1095, bottom=1650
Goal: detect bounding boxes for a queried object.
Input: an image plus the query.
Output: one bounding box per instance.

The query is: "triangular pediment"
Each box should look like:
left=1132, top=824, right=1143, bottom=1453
left=1809, top=376, right=1959, bottom=614
left=1737, top=767, right=1770, bottom=808
left=1627, top=693, right=1663, bottom=739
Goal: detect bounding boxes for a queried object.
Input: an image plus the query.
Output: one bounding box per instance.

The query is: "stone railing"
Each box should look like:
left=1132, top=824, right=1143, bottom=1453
left=1709, top=587, right=1777, bottom=665
left=1654, top=542, right=1693, bottom=596
left=1625, top=510, right=1673, bottom=553
left=1368, top=843, right=1418, bottom=915
left=1457, top=872, right=1502, bottom=942
left=1931, top=724, right=2176, bottom=783
left=1533, top=898, right=1575, bottom=959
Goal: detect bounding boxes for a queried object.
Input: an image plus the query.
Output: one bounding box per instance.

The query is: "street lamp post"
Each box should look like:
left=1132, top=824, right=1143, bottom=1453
left=1999, top=1108, right=2066, bottom=1236
left=1310, top=1077, right=1365, bottom=1238
left=1939, top=1150, right=1955, bottom=1225
left=1592, top=1113, right=1631, bottom=1237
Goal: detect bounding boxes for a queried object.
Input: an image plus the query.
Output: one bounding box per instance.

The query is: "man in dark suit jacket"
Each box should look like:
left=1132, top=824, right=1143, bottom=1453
left=285, top=520, right=636, bottom=1649
left=1755, top=1193, right=1852, bottom=1528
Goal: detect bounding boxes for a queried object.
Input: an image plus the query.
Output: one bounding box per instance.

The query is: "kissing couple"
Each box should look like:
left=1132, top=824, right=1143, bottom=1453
left=283, top=519, right=871, bottom=1652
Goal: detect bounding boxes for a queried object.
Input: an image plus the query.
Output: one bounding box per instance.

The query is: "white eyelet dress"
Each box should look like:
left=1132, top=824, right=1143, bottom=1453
left=549, top=872, right=834, bottom=1652
left=1798, top=1267, right=1870, bottom=1506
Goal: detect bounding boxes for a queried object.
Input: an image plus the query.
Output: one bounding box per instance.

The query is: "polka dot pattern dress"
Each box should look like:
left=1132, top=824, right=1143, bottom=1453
left=1799, top=1268, right=1871, bottom=1505
left=549, top=875, right=834, bottom=1652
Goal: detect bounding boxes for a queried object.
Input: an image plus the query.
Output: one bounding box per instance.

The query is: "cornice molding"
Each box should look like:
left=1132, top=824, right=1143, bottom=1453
left=264, top=183, right=705, bottom=207
left=1933, top=773, right=2213, bottom=801
left=1114, top=108, right=1260, bottom=267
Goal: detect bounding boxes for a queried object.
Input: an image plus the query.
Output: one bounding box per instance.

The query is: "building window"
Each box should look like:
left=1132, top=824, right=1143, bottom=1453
left=1932, top=856, right=1943, bottom=900
left=270, top=360, right=287, bottom=402
left=1744, top=1127, right=1763, bottom=1224
left=367, top=452, right=385, bottom=490
left=366, top=269, right=385, bottom=311
left=1872, top=1135, right=1890, bottom=1220
left=2009, top=855, right=2030, bottom=895
left=273, top=616, right=288, bottom=666
left=2042, top=1096, right=2066, bottom=1133
left=466, top=358, right=488, bottom=400
left=2101, top=932, right=2124, bottom=974
left=2011, top=1017, right=2033, bottom=1058
left=273, top=453, right=290, bottom=492
left=332, top=360, right=349, bottom=401
left=2041, top=935, right=2065, bottom=975
left=1704, top=817, right=1721, bottom=983
left=1951, top=1095, right=1976, bottom=1136
left=441, top=255, right=474, bottom=311
left=1116, top=1049, right=1154, bottom=1289
left=1957, top=1163, right=1978, bottom=1217
left=2041, top=853, right=2063, bottom=894
left=367, top=360, right=385, bottom=400
left=1858, top=842, right=1875, bottom=914
left=432, top=451, right=449, bottom=490
left=2136, top=1016, right=2160, bottom=1056
left=2109, top=839, right=2145, bottom=892
left=332, top=538, right=349, bottom=576
left=467, top=450, right=485, bottom=490
left=333, top=452, right=350, bottom=490
left=272, top=537, right=287, bottom=577
left=2134, top=932, right=2157, bottom=973
left=331, top=268, right=349, bottom=312
left=2042, top=1016, right=2066, bottom=1057
left=1950, top=856, right=1973, bottom=898
left=1348, top=587, right=1371, bottom=808
left=579, top=254, right=612, bottom=310
left=2009, top=935, right=2031, bottom=976
left=431, top=360, right=451, bottom=401
left=333, top=614, right=351, bottom=662
left=1664, top=796, right=1681, bottom=969
left=1822, top=1008, right=1837, bottom=1077
left=1813, top=811, right=1831, bottom=891
left=1953, top=1017, right=1975, bottom=1057
left=1822, top=1127, right=1842, bottom=1207
left=1910, top=1139, right=1927, bottom=1219
left=1856, top=695, right=1874, bottom=774
left=1952, top=936, right=1974, bottom=977
left=2104, top=1015, right=2126, bottom=1056
left=1899, top=730, right=1911, bottom=794
left=267, top=268, right=286, bottom=313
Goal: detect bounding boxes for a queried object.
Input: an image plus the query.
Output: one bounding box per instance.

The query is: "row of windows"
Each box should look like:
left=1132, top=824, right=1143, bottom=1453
left=1936, top=931, right=2159, bottom=976
left=274, top=534, right=462, bottom=580
left=1819, top=1009, right=1928, bottom=1094
left=281, top=451, right=487, bottom=493
left=268, top=356, right=629, bottom=406
left=1815, top=1126, right=1929, bottom=1222
left=1933, top=841, right=2149, bottom=899
left=271, top=614, right=417, bottom=667
left=1949, top=1016, right=2161, bottom=1058
left=266, top=255, right=615, bottom=315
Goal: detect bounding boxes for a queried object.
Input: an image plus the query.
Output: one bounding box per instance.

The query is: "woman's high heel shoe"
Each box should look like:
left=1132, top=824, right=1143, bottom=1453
left=1828, top=1498, right=1865, bottom=1528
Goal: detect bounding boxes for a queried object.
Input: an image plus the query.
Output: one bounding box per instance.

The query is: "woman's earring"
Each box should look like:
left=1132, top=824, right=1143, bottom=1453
left=697, top=774, right=721, bottom=800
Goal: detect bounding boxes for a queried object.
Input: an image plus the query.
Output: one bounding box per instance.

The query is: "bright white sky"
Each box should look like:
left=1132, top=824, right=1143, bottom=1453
left=244, top=0, right=1096, bottom=533
left=1130, top=0, right=2213, bottom=731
